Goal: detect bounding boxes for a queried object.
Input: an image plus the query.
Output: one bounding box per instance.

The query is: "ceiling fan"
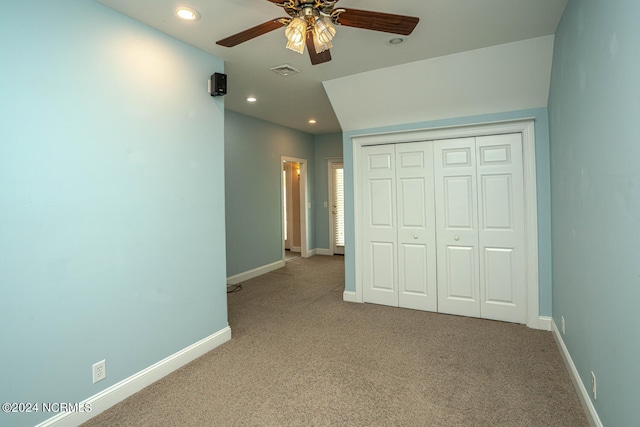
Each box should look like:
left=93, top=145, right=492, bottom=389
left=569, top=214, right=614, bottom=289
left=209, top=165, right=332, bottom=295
left=216, top=0, right=419, bottom=65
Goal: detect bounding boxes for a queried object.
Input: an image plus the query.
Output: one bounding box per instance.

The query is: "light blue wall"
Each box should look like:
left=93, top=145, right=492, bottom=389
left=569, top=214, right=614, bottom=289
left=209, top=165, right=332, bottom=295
left=342, top=108, right=552, bottom=316
left=548, top=1, right=640, bottom=425
left=314, top=133, right=344, bottom=250
left=225, top=111, right=315, bottom=277
left=0, top=1, right=227, bottom=426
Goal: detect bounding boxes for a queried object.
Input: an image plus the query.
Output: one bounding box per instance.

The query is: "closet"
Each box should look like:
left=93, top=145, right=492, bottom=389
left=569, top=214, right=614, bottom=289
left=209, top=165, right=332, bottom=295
left=361, top=133, right=526, bottom=324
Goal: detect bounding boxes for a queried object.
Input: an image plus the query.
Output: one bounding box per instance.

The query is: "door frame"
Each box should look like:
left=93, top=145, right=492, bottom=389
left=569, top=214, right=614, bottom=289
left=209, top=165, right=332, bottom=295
left=352, top=119, right=541, bottom=329
left=281, top=156, right=309, bottom=260
left=328, top=158, right=344, bottom=255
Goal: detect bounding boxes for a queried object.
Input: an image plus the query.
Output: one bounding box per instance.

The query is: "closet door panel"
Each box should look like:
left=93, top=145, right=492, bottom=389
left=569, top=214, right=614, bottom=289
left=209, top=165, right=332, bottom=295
left=370, top=242, right=396, bottom=292
left=483, top=247, right=515, bottom=303
left=446, top=246, right=477, bottom=301
left=476, top=134, right=526, bottom=323
left=400, top=243, right=428, bottom=293
left=396, top=142, right=437, bottom=312
left=362, top=145, right=398, bottom=307
left=434, top=138, right=480, bottom=318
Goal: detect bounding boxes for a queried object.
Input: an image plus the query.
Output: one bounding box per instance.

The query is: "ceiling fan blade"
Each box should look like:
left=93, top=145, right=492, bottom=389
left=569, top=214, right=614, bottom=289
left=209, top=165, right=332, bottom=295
left=333, top=8, right=419, bottom=36
left=306, top=31, right=332, bottom=65
left=216, top=19, right=287, bottom=47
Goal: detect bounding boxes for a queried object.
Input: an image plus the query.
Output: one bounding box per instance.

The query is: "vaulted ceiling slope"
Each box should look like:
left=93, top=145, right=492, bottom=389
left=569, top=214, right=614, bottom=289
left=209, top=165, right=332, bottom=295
left=97, top=0, right=568, bottom=134
left=324, top=35, right=556, bottom=132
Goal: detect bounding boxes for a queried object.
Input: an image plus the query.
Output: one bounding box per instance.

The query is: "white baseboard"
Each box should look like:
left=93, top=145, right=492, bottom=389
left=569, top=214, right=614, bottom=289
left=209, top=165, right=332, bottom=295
left=343, top=290, right=360, bottom=303
left=307, top=248, right=317, bottom=257
left=340, top=296, right=553, bottom=331
left=37, top=326, right=232, bottom=427
left=290, top=246, right=301, bottom=253
left=551, top=320, right=602, bottom=427
left=537, top=315, right=552, bottom=331
left=315, top=248, right=333, bottom=256
left=227, top=260, right=285, bottom=285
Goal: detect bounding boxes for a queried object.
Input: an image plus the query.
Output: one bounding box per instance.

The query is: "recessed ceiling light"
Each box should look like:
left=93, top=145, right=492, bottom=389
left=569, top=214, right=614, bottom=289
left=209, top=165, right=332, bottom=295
left=176, top=7, right=200, bottom=21
left=386, top=36, right=406, bottom=46
left=308, top=119, right=317, bottom=124
left=247, top=97, right=257, bottom=103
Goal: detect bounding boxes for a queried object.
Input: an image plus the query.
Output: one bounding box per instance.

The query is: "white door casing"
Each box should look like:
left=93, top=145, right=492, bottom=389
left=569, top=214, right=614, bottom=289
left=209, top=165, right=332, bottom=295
left=352, top=119, right=541, bottom=329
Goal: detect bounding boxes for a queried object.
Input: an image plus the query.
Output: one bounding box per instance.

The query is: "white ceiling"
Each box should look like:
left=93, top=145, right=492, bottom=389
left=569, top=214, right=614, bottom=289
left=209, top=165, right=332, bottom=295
left=96, top=0, right=568, bottom=134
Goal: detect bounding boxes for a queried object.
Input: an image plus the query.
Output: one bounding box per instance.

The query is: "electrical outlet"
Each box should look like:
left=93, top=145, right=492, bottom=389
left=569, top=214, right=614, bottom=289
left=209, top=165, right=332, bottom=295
left=561, top=316, right=565, bottom=334
left=93, top=360, right=106, bottom=384
left=591, top=371, right=597, bottom=400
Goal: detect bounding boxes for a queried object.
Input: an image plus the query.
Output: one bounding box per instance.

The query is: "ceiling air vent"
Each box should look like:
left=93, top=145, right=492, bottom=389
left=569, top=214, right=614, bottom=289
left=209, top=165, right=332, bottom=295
left=270, top=64, right=300, bottom=76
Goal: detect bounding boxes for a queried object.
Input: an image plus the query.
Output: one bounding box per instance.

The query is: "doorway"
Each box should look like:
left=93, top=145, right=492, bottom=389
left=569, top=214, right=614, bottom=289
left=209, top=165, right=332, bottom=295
left=282, top=157, right=309, bottom=261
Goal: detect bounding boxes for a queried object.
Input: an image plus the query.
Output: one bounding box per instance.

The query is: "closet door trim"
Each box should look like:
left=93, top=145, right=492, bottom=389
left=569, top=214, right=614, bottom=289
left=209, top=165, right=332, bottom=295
left=352, top=119, right=540, bottom=329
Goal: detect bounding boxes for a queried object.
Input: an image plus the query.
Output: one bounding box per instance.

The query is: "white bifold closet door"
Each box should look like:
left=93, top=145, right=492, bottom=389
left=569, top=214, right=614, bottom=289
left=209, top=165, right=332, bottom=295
left=362, top=141, right=438, bottom=312
left=434, top=134, right=526, bottom=323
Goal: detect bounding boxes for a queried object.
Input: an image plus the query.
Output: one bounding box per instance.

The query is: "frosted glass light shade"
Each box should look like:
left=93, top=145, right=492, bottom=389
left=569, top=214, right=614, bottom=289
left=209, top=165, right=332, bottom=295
left=285, top=17, right=307, bottom=54
left=314, top=18, right=336, bottom=44
left=286, top=39, right=305, bottom=54
left=313, top=30, right=333, bottom=53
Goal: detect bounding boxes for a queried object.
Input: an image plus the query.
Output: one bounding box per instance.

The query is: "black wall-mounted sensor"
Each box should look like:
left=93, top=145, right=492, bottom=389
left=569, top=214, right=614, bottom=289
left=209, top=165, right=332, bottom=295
left=211, top=73, right=227, bottom=97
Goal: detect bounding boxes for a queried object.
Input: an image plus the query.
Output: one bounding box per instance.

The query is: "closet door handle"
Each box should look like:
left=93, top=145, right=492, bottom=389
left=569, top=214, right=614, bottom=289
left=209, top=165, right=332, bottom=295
left=413, top=235, right=418, bottom=239
left=454, top=235, right=460, bottom=241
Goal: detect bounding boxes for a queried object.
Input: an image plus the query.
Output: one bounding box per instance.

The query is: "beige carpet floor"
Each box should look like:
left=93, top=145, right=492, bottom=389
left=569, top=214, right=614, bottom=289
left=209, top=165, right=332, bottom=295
left=82, top=255, right=588, bottom=426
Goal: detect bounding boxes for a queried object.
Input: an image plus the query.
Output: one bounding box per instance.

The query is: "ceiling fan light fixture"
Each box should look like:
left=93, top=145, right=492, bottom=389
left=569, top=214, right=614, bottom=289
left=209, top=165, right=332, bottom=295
left=285, top=17, right=307, bottom=54
left=215, top=2, right=419, bottom=66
